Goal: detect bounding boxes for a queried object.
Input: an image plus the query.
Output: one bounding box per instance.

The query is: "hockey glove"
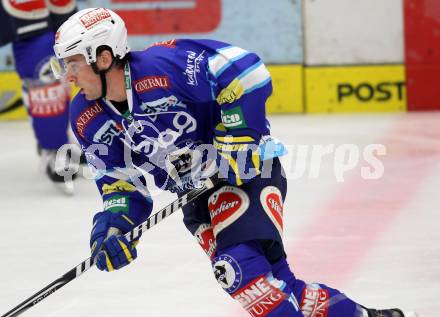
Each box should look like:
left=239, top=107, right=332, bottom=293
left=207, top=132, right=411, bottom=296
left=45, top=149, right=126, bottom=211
left=90, top=211, right=138, bottom=272
left=213, top=123, right=262, bottom=186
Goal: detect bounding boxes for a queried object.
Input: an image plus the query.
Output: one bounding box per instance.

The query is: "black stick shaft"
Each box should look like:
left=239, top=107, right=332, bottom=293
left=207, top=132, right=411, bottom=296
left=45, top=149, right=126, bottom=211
left=1, top=177, right=218, bottom=317
left=1, top=259, right=93, bottom=317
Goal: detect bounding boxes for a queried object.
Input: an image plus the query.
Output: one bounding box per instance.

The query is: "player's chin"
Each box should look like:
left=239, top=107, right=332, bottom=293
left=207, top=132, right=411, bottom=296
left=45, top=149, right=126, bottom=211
left=83, top=90, right=99, bottom=101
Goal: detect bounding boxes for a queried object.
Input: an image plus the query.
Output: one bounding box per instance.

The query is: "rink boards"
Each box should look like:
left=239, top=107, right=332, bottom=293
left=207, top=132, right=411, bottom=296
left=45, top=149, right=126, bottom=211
left=0, top=0, right=437, bottom=117
left=0, top=64, right=406, bottom=120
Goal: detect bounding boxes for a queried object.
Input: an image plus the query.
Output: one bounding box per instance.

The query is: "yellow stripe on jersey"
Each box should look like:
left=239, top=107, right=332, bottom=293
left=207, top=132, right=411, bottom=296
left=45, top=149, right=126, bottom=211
left=215, top=135, right=255, bottom=143
left=216, top=62, right=271, bottom=105
left=218, top=152, right=243, bottom=186
left=216, top=79, right=245, bottom=105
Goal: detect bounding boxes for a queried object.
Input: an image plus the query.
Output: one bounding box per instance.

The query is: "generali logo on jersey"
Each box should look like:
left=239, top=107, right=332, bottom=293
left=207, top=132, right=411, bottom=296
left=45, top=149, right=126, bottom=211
left=76, top=102, right=103, bottom=137
left=79, top=8, right=111, bottom=29
left=134, top=76, right=170, bottom=94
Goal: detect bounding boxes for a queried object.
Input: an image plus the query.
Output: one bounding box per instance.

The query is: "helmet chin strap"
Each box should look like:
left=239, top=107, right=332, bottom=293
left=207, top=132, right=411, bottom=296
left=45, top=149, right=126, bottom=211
left=91, top=58, right=115, bottom=99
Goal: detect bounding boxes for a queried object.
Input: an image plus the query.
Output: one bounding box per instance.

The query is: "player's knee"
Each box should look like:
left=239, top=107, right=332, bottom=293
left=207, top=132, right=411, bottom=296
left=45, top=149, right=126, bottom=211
left=211, top=242, right=271, bottom=294
left=212, top=243, right=302, bottom=316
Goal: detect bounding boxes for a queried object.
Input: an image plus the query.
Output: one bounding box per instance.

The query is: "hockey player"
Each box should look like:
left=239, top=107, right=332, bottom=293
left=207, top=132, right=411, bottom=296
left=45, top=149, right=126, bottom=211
left=0, top=0, right=78, bottom=193
left=52, top=7, right=417, bottom=317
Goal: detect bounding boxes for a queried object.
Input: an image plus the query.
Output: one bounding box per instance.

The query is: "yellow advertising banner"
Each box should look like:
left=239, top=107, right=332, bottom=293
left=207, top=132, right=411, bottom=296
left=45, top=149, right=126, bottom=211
left=5, top=65, right=406, bottom=118
left=267, top=65, right=304, bottom=113
left=0, top=72, right=26, bottom=121
left=305, top=65, right=406, bottom=113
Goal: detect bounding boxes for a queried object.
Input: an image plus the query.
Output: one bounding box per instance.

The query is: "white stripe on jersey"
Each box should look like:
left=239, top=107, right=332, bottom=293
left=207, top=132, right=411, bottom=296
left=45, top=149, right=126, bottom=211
left=238, top=61, right=271, bottom=94
left=208, top=46, right=249, bottom=78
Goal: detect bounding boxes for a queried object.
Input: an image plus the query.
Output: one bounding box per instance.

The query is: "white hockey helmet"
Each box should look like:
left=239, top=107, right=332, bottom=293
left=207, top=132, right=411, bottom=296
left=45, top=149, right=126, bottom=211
left=53, top=7, right=130, bottom=64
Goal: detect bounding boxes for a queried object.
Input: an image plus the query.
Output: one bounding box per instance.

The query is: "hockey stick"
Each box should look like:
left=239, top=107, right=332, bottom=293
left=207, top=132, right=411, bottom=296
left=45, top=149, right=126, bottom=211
left=1, top=176, right=219, bottom=317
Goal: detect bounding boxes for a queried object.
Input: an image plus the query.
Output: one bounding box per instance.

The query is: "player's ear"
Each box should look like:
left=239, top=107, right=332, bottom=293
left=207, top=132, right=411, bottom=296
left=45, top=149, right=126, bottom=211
left=96, top=49, right=113, bottom=70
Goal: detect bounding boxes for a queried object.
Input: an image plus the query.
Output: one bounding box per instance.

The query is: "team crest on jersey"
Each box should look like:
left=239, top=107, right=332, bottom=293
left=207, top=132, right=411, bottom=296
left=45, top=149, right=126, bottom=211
left=184, top=50, right=205, bottom=86
left=212, top=254, right=242, bottom=293
left=163, top=142, right=204, bottom=193
left=166, top=148, right=193, bottom=174
left=260, top=186, right=283, bottom=236
left=139, top=95, right=187, bottom=121
left=79, top=8, right=112, bottom=29
left=208, top=186, right=249, bottom=237
left=93, top=120, right=123, bottom=146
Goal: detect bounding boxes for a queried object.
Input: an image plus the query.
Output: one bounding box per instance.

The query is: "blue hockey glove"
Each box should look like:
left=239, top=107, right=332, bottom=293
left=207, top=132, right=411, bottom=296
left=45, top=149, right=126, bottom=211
left=213, top=123, right=262, bottom=186
left=90, top=211, right=139, bottom=272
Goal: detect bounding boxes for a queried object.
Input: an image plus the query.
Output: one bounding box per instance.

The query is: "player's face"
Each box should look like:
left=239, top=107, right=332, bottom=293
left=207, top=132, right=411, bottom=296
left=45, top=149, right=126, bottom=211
left=63, top=55, right=102, bottom=100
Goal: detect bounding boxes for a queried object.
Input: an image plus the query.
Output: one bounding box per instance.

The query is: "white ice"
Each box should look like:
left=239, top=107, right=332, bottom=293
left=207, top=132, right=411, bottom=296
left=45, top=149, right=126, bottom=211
left=0, top=113, right=439, bottom=317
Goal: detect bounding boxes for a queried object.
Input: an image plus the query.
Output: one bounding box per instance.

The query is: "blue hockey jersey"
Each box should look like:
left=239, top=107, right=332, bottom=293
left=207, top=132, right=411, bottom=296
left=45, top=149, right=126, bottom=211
left=70, top=39, right=285, bottom=223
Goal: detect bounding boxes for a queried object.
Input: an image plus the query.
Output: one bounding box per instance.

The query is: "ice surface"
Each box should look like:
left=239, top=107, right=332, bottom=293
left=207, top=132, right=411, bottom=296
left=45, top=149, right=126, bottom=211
left=0, top=113, right=438, bottom=317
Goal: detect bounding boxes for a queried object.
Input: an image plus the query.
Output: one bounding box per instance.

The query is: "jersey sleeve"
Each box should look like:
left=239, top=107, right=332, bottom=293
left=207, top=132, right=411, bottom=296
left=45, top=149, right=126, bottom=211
left=148, top=39, right=273, bottom=136
left=200, top=40, right=286, bottom=161
left=70, top=96, right=153, bottom=227
left=207, top=42, right=272, bottom=136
